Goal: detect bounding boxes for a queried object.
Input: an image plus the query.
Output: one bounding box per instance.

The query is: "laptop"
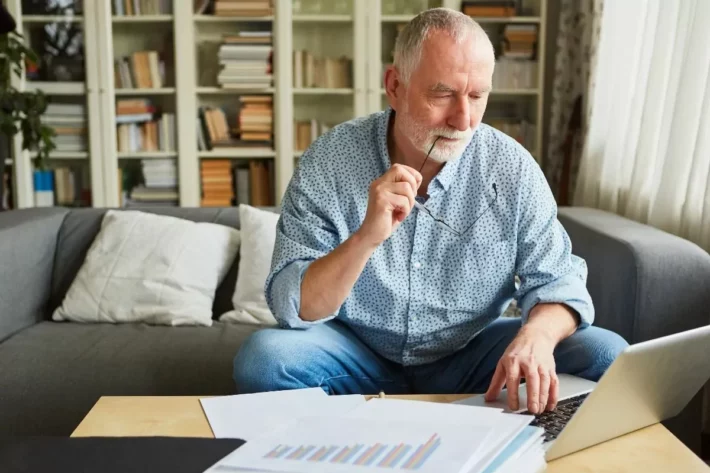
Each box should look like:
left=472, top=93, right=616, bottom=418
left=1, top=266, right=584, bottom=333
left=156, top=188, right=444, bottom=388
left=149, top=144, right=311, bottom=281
left=455, top=324, right=710, bottom=461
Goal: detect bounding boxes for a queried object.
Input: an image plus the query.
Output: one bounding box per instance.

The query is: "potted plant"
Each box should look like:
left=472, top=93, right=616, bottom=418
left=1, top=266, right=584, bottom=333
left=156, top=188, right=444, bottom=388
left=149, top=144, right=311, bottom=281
left=0, top=5, right=56, bottom=209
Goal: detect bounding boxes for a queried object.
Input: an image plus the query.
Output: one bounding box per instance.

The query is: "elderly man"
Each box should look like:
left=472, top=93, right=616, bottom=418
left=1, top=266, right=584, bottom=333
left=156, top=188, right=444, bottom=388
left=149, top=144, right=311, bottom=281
left=234, top=8, right=627, bottom=414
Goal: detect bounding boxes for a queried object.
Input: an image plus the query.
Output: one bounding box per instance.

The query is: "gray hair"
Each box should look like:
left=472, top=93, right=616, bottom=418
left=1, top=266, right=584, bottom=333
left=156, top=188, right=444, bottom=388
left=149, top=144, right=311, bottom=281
left=393, top=8, right=495, bottom=83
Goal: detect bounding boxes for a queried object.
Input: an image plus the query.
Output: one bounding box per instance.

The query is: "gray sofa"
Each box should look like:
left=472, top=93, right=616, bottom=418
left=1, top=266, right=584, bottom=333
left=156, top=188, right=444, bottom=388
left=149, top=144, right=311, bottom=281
left=1, top=206, right=709, bottom=453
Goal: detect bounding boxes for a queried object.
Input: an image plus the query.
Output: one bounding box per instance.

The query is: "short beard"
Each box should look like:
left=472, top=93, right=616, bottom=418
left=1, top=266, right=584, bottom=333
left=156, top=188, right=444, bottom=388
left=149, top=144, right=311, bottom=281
left=398, top=103, right=473, bottom=163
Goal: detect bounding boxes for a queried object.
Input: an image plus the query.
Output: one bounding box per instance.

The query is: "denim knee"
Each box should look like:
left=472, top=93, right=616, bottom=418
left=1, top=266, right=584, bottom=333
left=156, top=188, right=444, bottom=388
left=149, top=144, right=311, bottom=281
left=233, top=328, right=319, bottom=393
left=587, top=329, right=629, bottom=380
left=556, top=327, right=629, bottom=381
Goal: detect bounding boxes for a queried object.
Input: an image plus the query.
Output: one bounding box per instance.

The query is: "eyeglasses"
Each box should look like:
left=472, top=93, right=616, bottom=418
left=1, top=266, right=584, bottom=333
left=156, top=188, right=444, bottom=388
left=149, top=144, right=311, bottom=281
left=414, top=136, right=499, bottom=236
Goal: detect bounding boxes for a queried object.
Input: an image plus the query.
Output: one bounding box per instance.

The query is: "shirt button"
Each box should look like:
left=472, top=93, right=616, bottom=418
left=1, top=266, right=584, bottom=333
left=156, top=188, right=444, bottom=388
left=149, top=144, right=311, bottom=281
left=413, top=262, right=422, bottom=269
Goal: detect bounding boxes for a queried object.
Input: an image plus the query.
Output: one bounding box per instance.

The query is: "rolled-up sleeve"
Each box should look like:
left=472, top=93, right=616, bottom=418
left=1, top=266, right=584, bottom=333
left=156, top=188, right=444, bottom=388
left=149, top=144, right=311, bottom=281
left=514, top=155, right=594, bottom=328
left=264, top=150, right=341, bottom=329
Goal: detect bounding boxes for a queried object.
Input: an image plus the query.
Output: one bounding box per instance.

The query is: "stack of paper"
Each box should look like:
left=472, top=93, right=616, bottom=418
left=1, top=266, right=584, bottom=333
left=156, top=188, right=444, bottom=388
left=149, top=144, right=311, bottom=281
left=200, top=391, right=546, bottom=473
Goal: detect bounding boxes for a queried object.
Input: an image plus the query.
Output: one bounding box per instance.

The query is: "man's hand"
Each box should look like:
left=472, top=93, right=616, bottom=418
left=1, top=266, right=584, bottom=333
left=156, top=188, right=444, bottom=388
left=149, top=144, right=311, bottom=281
left=356, top=164, right=422, bottom=248
left=484, top=326, right=558, bottom=414
left=484, top=303, right=579, bottom=414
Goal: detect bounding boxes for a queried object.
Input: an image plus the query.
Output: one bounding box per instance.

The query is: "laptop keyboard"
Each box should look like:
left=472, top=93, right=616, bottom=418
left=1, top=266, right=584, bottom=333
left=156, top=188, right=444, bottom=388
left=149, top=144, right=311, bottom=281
left=520, top=393, right=590, bottom=443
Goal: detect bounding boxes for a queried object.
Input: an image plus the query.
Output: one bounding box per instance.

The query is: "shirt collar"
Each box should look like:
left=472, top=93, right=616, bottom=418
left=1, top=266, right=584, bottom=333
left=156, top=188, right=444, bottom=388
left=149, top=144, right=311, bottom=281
left=376, top=106, right=470, bottom=194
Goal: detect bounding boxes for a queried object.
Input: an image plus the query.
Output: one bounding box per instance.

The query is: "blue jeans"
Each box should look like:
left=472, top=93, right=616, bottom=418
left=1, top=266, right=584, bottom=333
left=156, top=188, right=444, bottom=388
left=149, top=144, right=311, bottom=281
left=233, top=318, right=629, bottom=395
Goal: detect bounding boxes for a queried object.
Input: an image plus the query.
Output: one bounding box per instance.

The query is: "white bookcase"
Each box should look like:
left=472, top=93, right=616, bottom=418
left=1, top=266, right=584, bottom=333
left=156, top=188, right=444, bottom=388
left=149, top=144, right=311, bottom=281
left=6, top=0, right=546, bottom=209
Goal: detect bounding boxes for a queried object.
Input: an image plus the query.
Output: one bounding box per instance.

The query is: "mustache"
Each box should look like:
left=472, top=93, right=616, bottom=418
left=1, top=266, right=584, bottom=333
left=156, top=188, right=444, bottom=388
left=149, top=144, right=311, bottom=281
left=429, top=128, right=472, bottom=140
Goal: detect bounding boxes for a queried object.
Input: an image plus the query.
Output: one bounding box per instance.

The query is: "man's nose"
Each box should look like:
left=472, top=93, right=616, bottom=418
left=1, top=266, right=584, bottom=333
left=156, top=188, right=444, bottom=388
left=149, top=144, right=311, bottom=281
left=447, top=96, right=470, bottom=132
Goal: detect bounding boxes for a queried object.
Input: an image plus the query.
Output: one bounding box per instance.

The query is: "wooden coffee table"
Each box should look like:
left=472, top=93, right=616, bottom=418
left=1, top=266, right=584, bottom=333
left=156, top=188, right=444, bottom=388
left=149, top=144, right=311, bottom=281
left=72, top=395, right=709, bottom=473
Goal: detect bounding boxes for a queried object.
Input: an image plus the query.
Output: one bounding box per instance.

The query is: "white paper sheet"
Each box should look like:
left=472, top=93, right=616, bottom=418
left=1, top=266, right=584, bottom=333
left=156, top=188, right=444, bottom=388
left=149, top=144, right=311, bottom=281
left=204, top=415, right=493, bottom=473
left=200, top=389, right=366, bottom=440
left=343, top=399, right=533, bottom=473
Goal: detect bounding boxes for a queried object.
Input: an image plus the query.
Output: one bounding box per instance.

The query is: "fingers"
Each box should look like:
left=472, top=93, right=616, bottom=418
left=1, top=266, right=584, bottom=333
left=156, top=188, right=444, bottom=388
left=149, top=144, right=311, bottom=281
left=547, top=373, right=559, bottom=411
left=484, top=363, right=507, bottom=402
left=538, top=368, right=550, bottom=414
left=385, top=164, right=422, bottom=194
left=383, top=181, right=416, bottom=211
left=387, top=193, right=413, bottom=222
left=523, top=361, right=540, bottom=414
left=506, top=363, right=521, bottom=411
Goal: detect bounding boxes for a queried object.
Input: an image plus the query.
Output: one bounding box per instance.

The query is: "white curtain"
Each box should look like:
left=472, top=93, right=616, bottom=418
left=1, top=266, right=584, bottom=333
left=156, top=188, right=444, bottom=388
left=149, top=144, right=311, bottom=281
left=574, top=0, right=710, bottom=252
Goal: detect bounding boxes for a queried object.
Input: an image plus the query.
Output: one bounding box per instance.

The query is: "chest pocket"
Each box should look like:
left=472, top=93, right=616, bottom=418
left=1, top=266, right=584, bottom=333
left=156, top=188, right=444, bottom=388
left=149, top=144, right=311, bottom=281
left=443, top=216, right=515, bottom=310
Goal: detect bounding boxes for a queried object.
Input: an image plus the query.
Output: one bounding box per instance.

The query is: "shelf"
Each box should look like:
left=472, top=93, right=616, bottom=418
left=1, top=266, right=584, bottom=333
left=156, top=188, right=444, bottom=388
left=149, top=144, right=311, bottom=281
left=30, top=151, right=88, bottom=159
left=199, top=149, right=275, bottom=158
left=22, top=15, right=83, bottom=23
left=194, top=15, right=273, bottom=22
left=293, top=88, right=353, bottom=95
left=112, top=15, right=173, bottom=23
left=293, top=14, right=352, bottom=22
left=115, top=88, right=176, bottom=95
left=197, top=86, right=275, bottom=95
left=26, top=81, right=85, bottom=95
left=117, top=151, right=178, bottom=159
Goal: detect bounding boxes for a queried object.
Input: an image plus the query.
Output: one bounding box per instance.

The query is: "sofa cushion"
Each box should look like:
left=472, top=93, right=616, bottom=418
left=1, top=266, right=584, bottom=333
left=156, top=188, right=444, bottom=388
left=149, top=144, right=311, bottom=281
left=52, top=210, right=241, bottom=327
left=48, top=207, right=243, bottom=323
left=0, top=321, right=261, bottom=436
left=220, top=205, right=280, bottom=326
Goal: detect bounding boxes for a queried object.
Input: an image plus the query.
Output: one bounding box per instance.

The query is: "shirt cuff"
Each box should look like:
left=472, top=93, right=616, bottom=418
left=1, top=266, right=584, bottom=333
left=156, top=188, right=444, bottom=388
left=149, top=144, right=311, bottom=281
left=518, top=274, right=595, bottom=329
left=266, top=259, right=339, bottom=329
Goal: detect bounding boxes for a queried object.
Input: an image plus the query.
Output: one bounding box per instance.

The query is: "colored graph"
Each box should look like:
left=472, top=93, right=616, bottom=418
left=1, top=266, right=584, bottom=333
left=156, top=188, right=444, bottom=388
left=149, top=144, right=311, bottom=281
left=262, top=433, right=442, bottom=470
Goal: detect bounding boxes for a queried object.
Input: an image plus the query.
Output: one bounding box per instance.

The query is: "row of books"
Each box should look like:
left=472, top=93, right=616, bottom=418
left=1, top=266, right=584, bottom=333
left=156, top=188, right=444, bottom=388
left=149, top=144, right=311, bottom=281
left=294, top=119, right=331, bottom=152
left=114, top=51, right=166, bottom=89
left=40, top=103, right=88, bottom=152
left=211, top=0, right=274, bottom=17
left=293, top=51, right=352, bottom=89
left=461, top=1, right=521, bottom=17
left=492, top=58, right=537, bottom=89
left=200, top=159, right=274, bottom=207
left=238, top=95, right=273, bottom=143
left=501, top=24, right=537, bottom=60
left=113, top=0, right=172, bottom=15
left=197, top=95, right=273, bottom=150
left=117, top=114, right=176, bottom=153
left=32, top=166, right=91, bottom=208
left=218, top=33, right=273, bottom=89
left=120, top=158, right=179, bottom=207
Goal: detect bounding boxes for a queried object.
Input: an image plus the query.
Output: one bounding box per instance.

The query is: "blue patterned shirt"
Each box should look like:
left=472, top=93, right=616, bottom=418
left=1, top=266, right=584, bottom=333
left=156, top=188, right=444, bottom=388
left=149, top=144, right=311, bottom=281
left=265, top=108, right=594, bottom=366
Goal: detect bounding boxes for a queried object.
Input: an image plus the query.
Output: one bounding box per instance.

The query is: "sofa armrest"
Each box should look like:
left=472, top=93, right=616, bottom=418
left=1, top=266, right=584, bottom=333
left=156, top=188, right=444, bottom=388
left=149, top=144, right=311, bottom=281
left=558, top=207, right=710, bottom=452
left=0, top=208, right=69, bottom=342
left=557, top=207, right=710, bottom=344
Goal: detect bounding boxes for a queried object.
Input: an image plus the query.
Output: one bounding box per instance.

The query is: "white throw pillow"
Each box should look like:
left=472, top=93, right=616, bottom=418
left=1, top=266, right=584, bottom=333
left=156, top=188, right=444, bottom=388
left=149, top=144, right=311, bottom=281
left=219, top=204, right=279, bottom=325
left=53, top=210, right=240, bottom=327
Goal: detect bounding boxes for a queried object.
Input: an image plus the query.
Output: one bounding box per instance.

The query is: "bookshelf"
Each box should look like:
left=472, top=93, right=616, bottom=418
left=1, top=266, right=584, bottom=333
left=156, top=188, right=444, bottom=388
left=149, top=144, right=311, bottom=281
left=5, top=0, right=547, bottom=209
left=5, top=1, right=105, bottom=209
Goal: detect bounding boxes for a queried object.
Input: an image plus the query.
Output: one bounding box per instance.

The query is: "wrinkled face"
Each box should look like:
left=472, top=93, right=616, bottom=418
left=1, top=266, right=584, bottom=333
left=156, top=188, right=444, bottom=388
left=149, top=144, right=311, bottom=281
left=394, top=30, right=494, bottom=163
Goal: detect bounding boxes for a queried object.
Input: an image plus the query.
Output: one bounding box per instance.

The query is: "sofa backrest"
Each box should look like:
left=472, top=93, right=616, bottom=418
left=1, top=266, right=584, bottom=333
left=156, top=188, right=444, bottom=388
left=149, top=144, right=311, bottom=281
left=48, top=207, right=246, bottom=321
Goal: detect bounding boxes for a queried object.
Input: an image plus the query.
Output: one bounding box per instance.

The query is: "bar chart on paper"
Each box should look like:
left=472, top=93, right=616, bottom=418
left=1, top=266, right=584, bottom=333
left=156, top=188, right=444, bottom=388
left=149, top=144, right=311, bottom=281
left=263, top=433, right=442, bottom=470
left=206, top=416, right=491, bottom=473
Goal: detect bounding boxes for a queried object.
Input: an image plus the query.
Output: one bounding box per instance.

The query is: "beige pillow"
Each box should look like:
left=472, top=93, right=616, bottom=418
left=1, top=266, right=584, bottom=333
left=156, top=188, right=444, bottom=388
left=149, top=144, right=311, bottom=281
left=220, top=205, right=279, bottom=325
left=53, top=210, right=240, bottom=326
